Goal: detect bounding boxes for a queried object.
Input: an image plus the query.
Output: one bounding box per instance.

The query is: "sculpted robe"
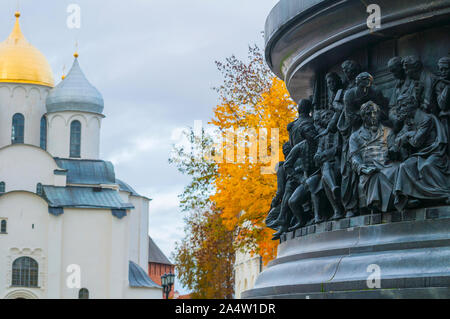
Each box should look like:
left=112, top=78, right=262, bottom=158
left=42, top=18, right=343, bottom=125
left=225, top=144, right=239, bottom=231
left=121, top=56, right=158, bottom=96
left=434, top=78, right=450, bottom=155
left=389, top=77, right=406, bottom=133
left=285, top=139, right=319, bottom=225
left=266, top=161, right=286, bottom=230
left=336, top=85, right=388, bottom=213
left=287, top=116, right=314, bottom=149
left=349, top=125, right=398, bottom=212
left=402, top=70, right=437, bottom=114
left=308, top=130, right=341, bottom=196
left=393, top=109, right=450, bottom=211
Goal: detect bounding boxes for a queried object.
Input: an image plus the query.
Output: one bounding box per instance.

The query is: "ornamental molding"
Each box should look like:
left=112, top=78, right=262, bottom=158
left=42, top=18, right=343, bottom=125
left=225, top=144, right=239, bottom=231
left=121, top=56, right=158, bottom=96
left=5, top=248, right=47, bottom=292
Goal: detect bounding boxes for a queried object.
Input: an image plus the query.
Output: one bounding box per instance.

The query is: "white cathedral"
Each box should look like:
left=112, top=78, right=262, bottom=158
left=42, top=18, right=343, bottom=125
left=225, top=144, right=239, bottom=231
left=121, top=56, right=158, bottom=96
left=0, top=12, right=162, bottom=299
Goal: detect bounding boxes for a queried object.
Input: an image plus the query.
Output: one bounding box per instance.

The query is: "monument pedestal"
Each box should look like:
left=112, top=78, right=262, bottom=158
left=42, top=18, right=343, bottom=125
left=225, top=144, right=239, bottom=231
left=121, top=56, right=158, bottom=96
left=243, top=206, right=450, bottom=299
left=256, top=0, right=450, bottom=300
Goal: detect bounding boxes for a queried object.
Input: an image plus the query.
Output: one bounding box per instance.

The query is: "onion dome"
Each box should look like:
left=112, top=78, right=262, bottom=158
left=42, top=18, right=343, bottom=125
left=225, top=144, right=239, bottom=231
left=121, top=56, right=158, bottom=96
left=46, top=54, right=104, bottom=115
left=0, top=12, right=54, bottom=87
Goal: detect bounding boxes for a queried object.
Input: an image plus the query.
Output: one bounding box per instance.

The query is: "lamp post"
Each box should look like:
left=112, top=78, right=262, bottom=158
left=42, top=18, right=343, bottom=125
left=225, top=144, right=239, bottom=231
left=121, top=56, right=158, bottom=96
left=161, top=272, right=175, bottom=299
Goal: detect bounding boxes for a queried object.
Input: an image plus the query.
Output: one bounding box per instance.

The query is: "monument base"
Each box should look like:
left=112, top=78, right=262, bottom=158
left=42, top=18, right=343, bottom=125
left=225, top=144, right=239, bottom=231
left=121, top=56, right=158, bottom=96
left=243, top=206, right=450, bottom=299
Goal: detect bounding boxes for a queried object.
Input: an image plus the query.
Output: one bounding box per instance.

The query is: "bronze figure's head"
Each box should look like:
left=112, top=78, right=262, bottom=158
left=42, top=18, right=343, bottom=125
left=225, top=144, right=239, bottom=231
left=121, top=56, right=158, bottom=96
left=403, top=56, right=423, bottom=80
left=356, top=72, right=374, bottom=90
left=297, top=98, right=312, bottom=116
left=325, top=72, right=342, bottom=93
left=361, top=100, right=380, bottom=130
left=388, top=57, right=405, bottom=80
left=341, top=60, right=361, bottom=82
left=398, top=95, right=419, bottom=121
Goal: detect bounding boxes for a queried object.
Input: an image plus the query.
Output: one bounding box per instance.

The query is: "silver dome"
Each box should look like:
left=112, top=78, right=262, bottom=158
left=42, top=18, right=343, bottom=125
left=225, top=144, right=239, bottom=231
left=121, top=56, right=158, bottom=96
left=46, top=58, right=104, bottom=115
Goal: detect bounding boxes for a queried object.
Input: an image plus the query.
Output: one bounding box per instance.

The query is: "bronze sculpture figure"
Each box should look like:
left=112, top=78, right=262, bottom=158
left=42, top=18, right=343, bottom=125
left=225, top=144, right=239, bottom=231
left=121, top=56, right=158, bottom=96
left=266, top=142, right=292, bottom=231
left=349, top=101, right=398, bottom=213
left=393, top=95, right=450, bottom=211
left=267, top=55, right=450, bottom=240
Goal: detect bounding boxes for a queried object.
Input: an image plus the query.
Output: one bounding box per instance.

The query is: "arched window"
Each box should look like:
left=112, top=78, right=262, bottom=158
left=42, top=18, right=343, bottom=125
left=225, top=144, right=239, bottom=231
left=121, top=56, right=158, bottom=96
left=12, top=113, right=25, bottom=144
left=12, top=257, right=39, bottom=287
left=70, top=120, right=81, bottom=158
left=0, top=182, right=5, bottom=193
left=40, top=116, right=47, bottom=150
left=36, top=183, right=43, bottom=196
left=1, top=220, right=6, bottom=233
left=79, top=288, right=89, bottom=299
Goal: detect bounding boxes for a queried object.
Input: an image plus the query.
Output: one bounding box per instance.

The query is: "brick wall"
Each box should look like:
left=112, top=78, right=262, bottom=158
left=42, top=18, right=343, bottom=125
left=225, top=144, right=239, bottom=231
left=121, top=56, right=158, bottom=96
left=148, top=262, right=175, bottom=299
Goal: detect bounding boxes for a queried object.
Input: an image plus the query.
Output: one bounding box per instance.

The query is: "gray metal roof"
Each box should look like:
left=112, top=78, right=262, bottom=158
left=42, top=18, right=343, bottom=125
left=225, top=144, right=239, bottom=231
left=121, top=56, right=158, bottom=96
left=129, top=260, right=161, bottom=288
left=148, top=236, right=173, bottom=265
left=55, top=158, right=115, bottom=185
left=46, top=58, right=104, bottom=115
left=43, top=186, right=133, bottom=210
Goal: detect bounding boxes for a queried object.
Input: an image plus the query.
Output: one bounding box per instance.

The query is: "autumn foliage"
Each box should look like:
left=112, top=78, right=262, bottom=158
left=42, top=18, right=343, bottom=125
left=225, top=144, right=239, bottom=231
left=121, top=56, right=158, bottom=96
left=170, top=45, right=295, bottom=298
left=174, top=208, right=234, bottom=299
left=170, top=130, right=235, bottom=299
left=210, top=46, right=296, bottom=264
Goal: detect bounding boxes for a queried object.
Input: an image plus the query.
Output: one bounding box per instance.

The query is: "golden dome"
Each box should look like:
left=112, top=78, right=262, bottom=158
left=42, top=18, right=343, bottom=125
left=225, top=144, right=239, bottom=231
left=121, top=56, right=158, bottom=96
left=0, top=12, right=54, bottom=87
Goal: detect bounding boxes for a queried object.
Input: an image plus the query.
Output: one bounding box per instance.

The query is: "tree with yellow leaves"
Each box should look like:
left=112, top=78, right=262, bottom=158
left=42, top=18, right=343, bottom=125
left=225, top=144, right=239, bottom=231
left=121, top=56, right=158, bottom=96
left=211, top=46, right=296, bottom=264
left=170, top=45, right=296, bottom=299
left=170, top=129, right=235, bottom=299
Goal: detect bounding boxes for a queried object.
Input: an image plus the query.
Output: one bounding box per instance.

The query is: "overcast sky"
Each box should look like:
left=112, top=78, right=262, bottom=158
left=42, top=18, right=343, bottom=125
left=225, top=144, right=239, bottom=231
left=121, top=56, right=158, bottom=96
left=0, top=0, right=279, bottom=293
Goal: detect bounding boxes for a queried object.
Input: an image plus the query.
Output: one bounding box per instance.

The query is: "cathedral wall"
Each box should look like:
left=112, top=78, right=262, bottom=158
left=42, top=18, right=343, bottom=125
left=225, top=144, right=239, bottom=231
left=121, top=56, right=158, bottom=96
left=0, top=194, right=134, bottom=299
left=123, top=286, right=161, bottom=299
left=0, top=84, right=49, bottom=149
left=109, top=211, right=130, bottom=299
left=59, top=208, right=113, bottom=298
left=127, top=196, right=150, bottom=271
left=58, top=208, right=129, bottom=299
left=47, top=111, right=103, bottom=160
left=0, top=144, right=64, bottom=192
left=0, top=192, right=51, bottom=299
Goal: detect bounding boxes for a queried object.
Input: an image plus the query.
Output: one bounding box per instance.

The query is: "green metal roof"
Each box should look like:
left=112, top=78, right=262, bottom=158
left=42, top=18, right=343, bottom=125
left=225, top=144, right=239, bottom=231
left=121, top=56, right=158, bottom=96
left=129, top=260, right=161, bottom=288
left=43, top=185, right=133, bottom=210
left=54, top=158, right=115, bottom=185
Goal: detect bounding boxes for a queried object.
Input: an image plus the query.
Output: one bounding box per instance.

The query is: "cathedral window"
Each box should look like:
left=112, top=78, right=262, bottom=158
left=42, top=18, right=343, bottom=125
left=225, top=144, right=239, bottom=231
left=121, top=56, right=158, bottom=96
left=0, top=220, right=6, bottom=233
left=79, top=288, right=89, bottom=299
left=70, top=120, right=81, bottom=158
left=0, top=182, right=5, bottom=193
left=12, top=113, right=25, bottom=144
left=40, top=115, right=47, bottom=150
left=12, top=257, right=39, bottom=288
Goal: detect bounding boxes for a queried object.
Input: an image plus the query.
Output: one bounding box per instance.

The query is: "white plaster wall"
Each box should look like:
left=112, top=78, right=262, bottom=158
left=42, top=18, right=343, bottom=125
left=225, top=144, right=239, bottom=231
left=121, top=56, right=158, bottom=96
left=0, top=84, right=50, bottom=149
left=124, top=287, right=162, bottom=299
left=59, top=208, right=115, bottom=299
left=0, top=192, right=51, bottom=299
left=139, top=199, right=150, bottom=270
left=47, top=111, right=103, bottom=159
left=234, top=249, right=262, bottom=299
left=127, top=196, right=140, bottom=267
left=0, top=193, right=157, bottom=299
left=0, top=144, right=66, bottom=192
left=109, top=210, right=130, bottom=299
left=127, top=196, right=150, bottom=270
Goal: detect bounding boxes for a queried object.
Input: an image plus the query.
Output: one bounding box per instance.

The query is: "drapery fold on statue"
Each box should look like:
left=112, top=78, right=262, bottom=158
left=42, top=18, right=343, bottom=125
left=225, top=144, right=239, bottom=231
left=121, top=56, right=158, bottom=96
left=394, top=112, right=450, bottom=211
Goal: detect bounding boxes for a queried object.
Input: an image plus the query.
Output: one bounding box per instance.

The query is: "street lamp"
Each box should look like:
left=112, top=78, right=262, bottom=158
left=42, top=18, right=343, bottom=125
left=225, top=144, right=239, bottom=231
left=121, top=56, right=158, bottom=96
left=161, top=272, right=175, bottom=299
